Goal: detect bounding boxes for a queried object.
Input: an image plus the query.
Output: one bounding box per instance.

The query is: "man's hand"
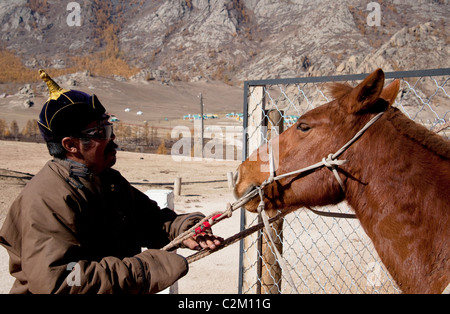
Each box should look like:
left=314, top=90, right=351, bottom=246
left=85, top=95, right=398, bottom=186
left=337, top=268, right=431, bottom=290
left=183, top=230, right=224, bottom=251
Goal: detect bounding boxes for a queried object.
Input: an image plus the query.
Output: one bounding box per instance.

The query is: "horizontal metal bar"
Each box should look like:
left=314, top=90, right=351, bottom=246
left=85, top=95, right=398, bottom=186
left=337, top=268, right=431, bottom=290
left=384, top=68, right=450, bottom=79
left=245, top=68, right=450, bottom=87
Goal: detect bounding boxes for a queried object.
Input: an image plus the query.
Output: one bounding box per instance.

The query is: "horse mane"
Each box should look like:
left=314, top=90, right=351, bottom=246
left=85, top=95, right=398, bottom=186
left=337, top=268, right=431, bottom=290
left=327, top=82, right=353, bottom=100
left=327, top=82, right=450, bottom=159
left=386, top=108, right=450, bottom=159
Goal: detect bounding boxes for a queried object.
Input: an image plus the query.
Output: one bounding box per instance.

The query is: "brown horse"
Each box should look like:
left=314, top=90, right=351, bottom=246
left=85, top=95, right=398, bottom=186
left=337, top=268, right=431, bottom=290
left=235, top=69, right=450, bottom=294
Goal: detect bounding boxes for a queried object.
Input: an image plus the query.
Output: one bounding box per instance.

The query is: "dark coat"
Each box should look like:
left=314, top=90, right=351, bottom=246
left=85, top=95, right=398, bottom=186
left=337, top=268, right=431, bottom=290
left=0, top=159, right=204, bottom=294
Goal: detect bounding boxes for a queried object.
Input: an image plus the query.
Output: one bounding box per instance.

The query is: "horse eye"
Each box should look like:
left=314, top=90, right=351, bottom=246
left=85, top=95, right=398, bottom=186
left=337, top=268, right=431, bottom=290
left=297, top=123, right=311, bottom=132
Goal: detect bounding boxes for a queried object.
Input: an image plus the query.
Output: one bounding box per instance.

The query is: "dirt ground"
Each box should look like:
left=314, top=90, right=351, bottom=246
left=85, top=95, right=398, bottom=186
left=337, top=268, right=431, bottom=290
left=0, top=140, right=242, bottom=294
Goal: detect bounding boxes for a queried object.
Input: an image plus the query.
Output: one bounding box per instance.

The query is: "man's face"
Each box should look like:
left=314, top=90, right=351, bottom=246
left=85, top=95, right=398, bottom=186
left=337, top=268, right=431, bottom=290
left=78, top=117, right=118, bottom=174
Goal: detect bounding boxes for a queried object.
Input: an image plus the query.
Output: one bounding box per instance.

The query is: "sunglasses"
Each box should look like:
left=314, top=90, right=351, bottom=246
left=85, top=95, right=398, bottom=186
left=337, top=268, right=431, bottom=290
left=79, top=123, right=114, bottom=140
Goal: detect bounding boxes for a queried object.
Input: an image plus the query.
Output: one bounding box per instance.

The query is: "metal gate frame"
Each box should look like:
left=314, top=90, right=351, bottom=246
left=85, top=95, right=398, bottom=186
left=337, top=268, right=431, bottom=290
left=238, top=68, right=450, bottom=294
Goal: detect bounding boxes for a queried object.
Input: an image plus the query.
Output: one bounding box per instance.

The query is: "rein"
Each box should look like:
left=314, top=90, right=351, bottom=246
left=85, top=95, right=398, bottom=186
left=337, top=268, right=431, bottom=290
left=164, top=111, right=385, bottom=267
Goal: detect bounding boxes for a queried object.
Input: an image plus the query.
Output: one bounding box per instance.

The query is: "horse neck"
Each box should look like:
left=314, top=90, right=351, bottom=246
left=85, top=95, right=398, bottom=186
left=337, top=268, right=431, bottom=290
left=344, top=108, right=449, bottom=216
left=343, top=109, right=450, bottom=293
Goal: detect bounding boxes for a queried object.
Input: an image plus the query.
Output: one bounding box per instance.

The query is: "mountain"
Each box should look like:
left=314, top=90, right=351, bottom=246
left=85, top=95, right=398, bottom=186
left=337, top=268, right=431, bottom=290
left=0, top=0, right=449, bottom=85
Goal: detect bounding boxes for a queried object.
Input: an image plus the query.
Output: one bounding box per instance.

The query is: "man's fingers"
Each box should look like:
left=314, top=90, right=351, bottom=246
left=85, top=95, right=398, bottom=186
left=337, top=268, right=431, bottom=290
left=182, top=229, right=225, bottom=251
left=194, top=233, right=224, bottom=250
left=196, top=235, right=216, bottom=249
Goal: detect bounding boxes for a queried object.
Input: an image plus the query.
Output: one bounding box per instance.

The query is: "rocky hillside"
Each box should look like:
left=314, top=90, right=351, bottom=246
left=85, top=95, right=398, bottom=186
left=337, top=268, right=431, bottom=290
left=0, top=0, right=449, bottom=85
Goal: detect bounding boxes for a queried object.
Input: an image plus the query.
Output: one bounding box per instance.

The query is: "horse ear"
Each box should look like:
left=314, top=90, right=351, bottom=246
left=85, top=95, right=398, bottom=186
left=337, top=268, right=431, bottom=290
left=380, top=79, right=400, bottom=107
left=347, top=68, right=385, bottom=113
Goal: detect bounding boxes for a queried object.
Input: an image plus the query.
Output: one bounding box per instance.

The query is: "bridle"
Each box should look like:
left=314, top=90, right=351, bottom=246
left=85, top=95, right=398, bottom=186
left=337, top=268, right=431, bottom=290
left=255, top=111, right=385, bottom=217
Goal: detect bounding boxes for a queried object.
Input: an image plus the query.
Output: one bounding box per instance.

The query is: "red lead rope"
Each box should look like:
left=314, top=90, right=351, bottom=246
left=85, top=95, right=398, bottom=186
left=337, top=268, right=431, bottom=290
left=193, top=214, right=223, bottom=235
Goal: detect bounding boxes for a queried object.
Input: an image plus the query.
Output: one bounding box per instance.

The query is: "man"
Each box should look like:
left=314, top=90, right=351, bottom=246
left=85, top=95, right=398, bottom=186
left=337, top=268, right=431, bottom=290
left=0, top=70, right=222, bottom=294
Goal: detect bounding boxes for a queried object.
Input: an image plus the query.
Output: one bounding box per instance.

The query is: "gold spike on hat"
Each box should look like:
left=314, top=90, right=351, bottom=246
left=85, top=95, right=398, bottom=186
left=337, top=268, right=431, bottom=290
left=39, top=69, right=70, bottom=101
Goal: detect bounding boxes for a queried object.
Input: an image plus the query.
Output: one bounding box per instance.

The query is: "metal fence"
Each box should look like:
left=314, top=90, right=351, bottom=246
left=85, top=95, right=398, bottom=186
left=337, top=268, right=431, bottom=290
left=238, top=68, right=450, bottom=294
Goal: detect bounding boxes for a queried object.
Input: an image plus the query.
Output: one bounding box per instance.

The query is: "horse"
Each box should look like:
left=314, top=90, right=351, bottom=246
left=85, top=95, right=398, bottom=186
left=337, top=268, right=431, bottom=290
left=234, top=69, right=450, bottom=294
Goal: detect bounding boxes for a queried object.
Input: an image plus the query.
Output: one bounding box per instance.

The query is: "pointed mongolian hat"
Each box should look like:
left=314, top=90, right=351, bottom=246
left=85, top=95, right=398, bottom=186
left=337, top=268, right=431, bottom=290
left=38, top=70, right=106, bottom=142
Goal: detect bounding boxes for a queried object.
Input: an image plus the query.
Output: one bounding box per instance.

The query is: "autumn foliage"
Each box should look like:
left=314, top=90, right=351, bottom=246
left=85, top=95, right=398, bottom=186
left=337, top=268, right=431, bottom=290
left=0, top=0, right=140, bottom=85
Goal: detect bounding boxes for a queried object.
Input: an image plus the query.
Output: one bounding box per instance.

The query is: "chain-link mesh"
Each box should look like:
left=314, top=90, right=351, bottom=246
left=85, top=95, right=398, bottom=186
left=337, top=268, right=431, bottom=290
left=239, top=69, right=450, bottom=294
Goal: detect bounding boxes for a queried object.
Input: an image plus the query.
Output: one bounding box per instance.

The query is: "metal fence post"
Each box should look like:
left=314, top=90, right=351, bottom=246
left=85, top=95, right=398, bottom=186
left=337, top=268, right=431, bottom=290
left=260, top=109, right=284, bottom=294
left=241, top=85, right=265, bottom=294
